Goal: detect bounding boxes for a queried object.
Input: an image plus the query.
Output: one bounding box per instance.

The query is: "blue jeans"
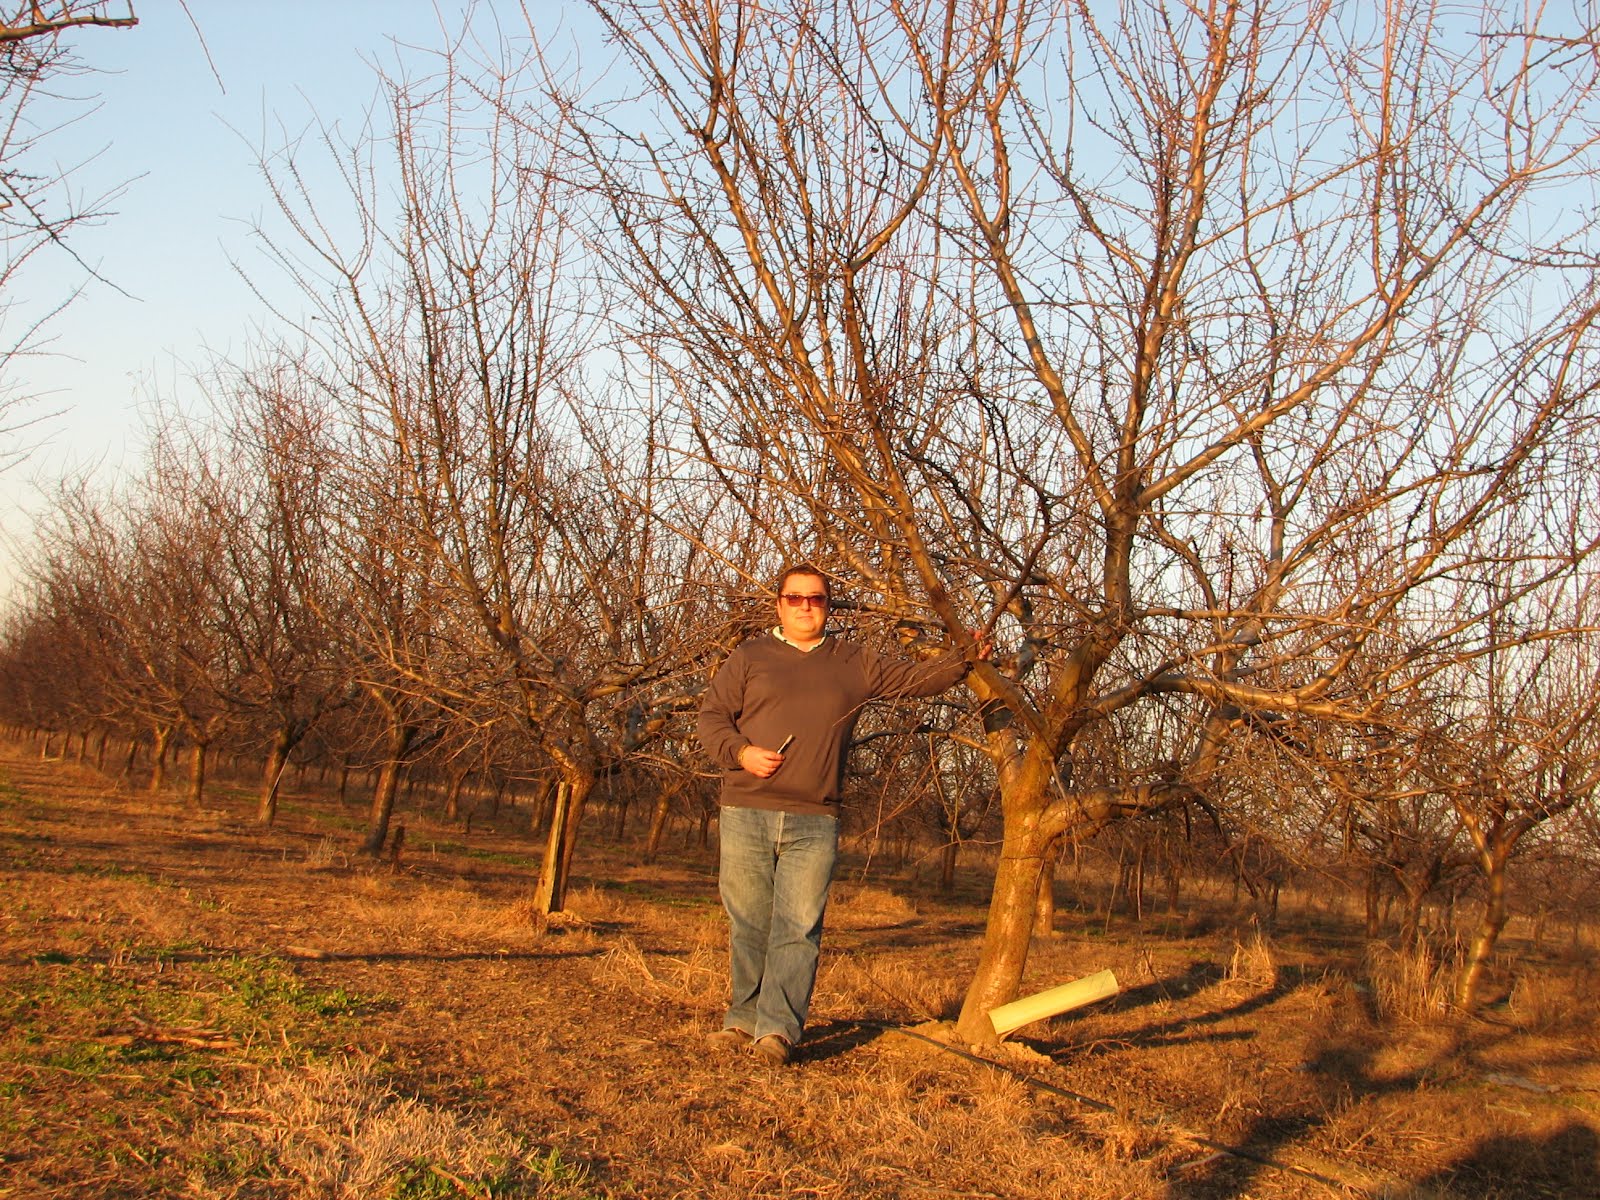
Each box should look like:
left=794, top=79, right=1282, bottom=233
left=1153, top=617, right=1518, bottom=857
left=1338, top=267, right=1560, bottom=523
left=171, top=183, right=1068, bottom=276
left=717, top=805, right=839, bottom=1045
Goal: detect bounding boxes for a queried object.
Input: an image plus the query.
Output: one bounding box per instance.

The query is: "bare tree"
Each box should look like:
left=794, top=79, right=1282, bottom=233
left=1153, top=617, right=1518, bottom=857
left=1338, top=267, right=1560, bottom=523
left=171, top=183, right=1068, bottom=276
left=183, top=356, right=353, bottom=824
left=1415, top=592, right=1600, bottom=1006
left=25, top=442, right=238, bottom=807
left=563, top=0, right=1600, bottom=1041
left=0, top=1, right=136, bottom=462
left=252, top=45, right=720, bottom=886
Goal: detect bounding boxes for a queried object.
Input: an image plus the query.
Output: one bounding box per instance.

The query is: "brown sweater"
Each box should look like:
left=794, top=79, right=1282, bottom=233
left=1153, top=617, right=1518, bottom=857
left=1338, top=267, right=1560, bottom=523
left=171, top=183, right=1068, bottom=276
left=696, top=632, right=970, bottom=816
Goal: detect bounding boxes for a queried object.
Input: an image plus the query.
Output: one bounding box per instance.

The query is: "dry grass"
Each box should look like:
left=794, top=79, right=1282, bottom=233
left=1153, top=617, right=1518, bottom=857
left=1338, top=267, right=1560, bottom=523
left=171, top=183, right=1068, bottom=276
left=818, top=952, right=967, bottom=1023
left=828, top=881, right=920, bottom=929
left=305, top=833, right=342, bottom=869
left=1363, top=941, right=1455, bottom=1024
left=1224, top=925, right=1280, bottom=992
left=1507, top=963, right=1599, bottom=1033
left=189, top=1057, right=575, bottom=1199
left=593, top=934, right=726, bottom=1015
left=4, top=740, right=1600, bottom=1200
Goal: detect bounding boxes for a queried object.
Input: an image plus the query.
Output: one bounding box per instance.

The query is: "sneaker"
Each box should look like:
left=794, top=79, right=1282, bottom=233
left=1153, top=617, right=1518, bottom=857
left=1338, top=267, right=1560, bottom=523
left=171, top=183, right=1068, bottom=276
left=750, top=1034, right=793, bottom=1066
left=707, top=1027, right=753, bottom=1052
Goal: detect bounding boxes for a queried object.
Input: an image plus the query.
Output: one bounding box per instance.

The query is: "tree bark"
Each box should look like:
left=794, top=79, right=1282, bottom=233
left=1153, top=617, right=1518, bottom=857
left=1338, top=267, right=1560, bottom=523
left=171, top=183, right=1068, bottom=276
left=1034, top=851, right=1058, bottom=939
left=362, top=721, right=416, bottom=857
left=256, top=726, right=294, bottom=825
left=444, top=766, right=469, bottom=822
left=955, top=833, right=1047, bottom=1043
left=534, top=782, right=574, bottom=913
left=953, top=778, right=1055, bottom=1035
left=644, top=785, right=674, bottom=864
left=148, top=726, right=172, bottom=794
left=940, top=839, right=959, bottom=893
left=1457, top=844, right=1511, bottom=1008
left=186, top=741, right=207, bottom=809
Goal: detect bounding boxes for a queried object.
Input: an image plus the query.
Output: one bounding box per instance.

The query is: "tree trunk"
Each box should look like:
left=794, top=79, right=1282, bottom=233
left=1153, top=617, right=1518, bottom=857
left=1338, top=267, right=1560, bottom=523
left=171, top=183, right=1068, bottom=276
left=1034, top=851, right=1058, bottom=939
left=954, top=801, right=1050, bottom=1044
left=529, top=777, right=555, bottom=834
left=612, top=786, right=629, bottom=841
left=363, top=759, right=405, bottom=856
left=644, top=788, right=673, bottom=864
left=256, top=727, right=294, bottom=825
left=1398, top=880, right=1426, bottom=952
left=940, top=838, right=959, bottom=893
left=552, top=770, right=595, bottom=904
left=533, top=782, right=573, bottom=913
left=362, top=722, right=416, bottom=856
left=186, top=741, right=208, bottom=808
left=1363, top=866, right=1382, bottom=939
left=444, top=766, right=469, bottom=822
left=1133, top=843, right=1148, bottom=925
left=1457, top=844, right=1511, bottom=1009
left=148, top=726, right=172, bottom=793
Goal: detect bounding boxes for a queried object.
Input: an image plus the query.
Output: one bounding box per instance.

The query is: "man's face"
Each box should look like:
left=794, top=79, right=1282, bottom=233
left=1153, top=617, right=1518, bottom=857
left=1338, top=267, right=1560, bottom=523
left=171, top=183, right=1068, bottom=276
left=776, top=572, right=829, bottom=644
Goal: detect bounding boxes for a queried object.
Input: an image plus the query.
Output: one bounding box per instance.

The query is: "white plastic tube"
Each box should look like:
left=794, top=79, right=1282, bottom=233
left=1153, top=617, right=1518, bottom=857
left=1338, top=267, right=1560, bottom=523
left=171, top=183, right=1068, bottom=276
left=986, top=968, right=1120, bottom=1037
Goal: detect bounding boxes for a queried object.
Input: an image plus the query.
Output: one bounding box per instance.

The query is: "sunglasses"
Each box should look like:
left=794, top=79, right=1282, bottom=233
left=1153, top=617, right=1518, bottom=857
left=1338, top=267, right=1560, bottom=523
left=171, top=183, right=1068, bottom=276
left=779, top=593, right=829, bottom=608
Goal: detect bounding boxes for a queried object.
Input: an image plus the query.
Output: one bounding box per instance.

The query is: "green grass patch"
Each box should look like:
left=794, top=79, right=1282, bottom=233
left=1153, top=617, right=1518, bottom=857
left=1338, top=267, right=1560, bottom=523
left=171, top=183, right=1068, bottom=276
left=66, top=861, right=160, bottom=885
left=315, top=809, right=370, bottom=832
left=39, top=1040, right=117, bottom=1076
left=3, top=947, right=378, bottom=1089
left=605, top=879, right=716, bottom=909
left=0, top=769, right=25, bottom=807
left=197, top=953, right=374, bottom=1020
left=461, top=847, right=541, bottom=868
left=384, top=1147, right=597, bottom=1200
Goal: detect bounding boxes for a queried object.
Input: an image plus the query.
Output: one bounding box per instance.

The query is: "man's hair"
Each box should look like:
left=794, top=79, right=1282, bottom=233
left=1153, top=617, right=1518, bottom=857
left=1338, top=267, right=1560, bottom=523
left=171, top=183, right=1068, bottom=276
left=776, top=562, right=832, bottom=603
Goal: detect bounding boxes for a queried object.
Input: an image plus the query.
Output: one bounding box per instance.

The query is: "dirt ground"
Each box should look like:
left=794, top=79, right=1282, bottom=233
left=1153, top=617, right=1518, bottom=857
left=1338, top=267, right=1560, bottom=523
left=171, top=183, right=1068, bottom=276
left=2, top=738, right=1598, bottom=1199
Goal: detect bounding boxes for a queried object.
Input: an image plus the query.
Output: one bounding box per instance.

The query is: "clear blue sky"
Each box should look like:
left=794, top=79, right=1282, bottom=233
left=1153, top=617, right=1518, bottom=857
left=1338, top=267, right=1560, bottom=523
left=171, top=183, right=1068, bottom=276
left=0, top=1, right=601, bottom=600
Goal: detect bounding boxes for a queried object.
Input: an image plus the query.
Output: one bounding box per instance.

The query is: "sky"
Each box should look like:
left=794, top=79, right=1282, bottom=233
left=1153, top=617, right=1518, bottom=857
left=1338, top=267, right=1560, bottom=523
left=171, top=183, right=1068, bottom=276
left=0, top=0, right=602, bottom=602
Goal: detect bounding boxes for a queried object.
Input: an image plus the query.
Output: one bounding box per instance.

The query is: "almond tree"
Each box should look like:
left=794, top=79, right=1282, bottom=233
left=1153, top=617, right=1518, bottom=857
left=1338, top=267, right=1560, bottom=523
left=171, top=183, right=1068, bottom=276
left=187, top=358, right=353, bottom=824
left=254, top=47, right=720, bottom=895
left=1416, top=578, right=1600, bottom=1006
left=566, top=0, right=1600, bottom=1041
left=0, top=1, right=136, bottom=461
left=27, top=450, right=238, bottom=806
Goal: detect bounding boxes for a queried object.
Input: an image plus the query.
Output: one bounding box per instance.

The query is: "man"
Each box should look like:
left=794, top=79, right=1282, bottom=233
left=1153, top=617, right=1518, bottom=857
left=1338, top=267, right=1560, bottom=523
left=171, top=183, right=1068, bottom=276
left=696, top=563, right=986, bottom=1065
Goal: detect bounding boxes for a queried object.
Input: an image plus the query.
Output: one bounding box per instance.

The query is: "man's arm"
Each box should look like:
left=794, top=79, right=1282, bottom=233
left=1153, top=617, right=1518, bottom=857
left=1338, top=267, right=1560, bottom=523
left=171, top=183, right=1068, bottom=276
left=866, top=634, right=992, bottom=700
left=695, top=649, right=752, bottom=770
left=696, top=648, right=790, bottom=778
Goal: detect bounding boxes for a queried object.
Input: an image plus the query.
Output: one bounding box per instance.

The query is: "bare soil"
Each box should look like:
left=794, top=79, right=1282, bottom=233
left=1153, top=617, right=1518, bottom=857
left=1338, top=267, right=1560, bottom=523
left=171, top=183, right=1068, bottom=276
left=2, top=738, right=1597, bottom=1199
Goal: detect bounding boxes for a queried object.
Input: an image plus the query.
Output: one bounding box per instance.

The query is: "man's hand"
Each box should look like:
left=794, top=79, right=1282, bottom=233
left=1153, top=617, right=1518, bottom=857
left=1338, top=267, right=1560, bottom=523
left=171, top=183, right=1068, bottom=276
left=738, top=744, right=785, bottom=778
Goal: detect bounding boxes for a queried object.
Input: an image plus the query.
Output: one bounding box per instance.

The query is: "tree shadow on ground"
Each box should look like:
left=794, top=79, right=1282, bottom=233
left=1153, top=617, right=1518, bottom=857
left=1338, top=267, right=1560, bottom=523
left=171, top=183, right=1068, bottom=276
left=1161, top=1001, right=1594, bottom=1199
left=798, top=1018, right=891, bottom=1063
left=1401, top=1120, right=1599, bottom=1198
left=1047, top=960, right=1297, bottom=1061
left=1177, top=1113, right=1600, bottom=1200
